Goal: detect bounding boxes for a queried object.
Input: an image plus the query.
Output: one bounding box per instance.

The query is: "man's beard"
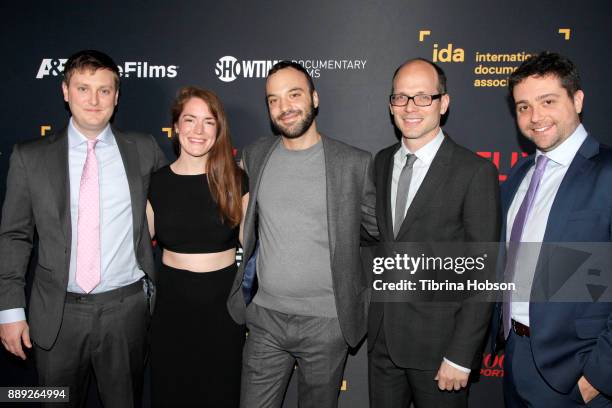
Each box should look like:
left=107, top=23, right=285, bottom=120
left=271, top=101, right=316, bottom=139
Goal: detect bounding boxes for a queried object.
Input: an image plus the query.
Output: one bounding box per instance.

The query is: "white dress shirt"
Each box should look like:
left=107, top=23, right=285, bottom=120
left=391, top=129, right=444, bottom=226
left=507, top=124, right=588, bottom=327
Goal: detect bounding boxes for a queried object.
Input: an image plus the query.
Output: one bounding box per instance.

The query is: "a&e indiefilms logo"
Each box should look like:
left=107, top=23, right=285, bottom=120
left=36, top=58, right=179, bottom=79
left=215, top=55, right=368, bottom=82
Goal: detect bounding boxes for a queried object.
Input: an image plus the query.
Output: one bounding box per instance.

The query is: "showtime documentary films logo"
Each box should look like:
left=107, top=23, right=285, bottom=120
left=215, top=56, right=367, bottom=82
left=36, top=58, right=179, bottom=79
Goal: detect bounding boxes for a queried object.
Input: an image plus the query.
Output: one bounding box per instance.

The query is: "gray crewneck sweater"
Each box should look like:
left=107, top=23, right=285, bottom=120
left=253, top=140, right=337, bottom=317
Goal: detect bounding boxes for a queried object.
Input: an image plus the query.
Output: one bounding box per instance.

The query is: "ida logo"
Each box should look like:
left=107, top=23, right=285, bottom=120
left=36, top=58, right=68, bottom=79
left=480, top=352, right=504, bottom=377
left=432, top=43, right=465, bottom=63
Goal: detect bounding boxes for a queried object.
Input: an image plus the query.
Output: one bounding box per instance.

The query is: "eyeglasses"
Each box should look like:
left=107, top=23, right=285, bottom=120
left=389, top=93, right=444, bottom=107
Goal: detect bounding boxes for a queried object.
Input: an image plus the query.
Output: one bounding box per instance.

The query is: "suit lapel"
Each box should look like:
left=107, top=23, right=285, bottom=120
left=249, top=138, right=281, bottom=204
left=114, top=128, right=144, bottom=248
left=383, top=144, right=401, bottom=241
left=46, top=129, right=70, bottom=243
left=322, top=136, right=343, bottom=262
left=244, top=137, right=280, bottom=258
left=543, top=135, right=598, bottom=242
left=530, top=136, right=598, bottom=300
left=395, top=136, right=453, bottom=240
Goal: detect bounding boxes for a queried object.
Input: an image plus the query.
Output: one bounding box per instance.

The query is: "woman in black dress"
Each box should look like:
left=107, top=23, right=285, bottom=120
left=147, top=86, right=248, bottom=407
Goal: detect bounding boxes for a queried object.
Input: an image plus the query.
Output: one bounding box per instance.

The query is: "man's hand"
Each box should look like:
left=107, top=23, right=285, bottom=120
left=578, top=376, right=600, bottom=404
left=0, top=321, right=31, bottom=360
left=434, top=360, right=469, bottom=391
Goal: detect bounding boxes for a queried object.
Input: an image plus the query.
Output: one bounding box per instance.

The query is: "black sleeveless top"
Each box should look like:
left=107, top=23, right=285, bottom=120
left=148, top=165, right=248, bottom=253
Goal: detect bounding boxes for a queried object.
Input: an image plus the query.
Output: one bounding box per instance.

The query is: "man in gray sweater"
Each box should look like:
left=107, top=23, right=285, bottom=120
left=227, top=60, right=378, bottom=408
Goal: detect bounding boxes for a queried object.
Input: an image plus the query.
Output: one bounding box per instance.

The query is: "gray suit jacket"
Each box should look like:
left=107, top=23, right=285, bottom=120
left=368, top=136, right=501, bottom=369
left=0, top=127, right=167, bottom=349
left=227, top=135, right=378, bottom=347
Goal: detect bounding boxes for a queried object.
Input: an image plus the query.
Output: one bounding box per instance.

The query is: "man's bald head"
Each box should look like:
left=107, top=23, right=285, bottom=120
left=392, top=58, right=447, bottom=95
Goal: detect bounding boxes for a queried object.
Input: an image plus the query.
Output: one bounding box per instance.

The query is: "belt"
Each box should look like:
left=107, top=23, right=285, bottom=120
left=511, top=319, right=530, bottom=337
left=65, top=279, right=144, bottom=304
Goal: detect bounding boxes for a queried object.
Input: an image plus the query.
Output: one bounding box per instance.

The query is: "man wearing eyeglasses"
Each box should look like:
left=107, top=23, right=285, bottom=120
left=367, top=58, right=501, bottom=408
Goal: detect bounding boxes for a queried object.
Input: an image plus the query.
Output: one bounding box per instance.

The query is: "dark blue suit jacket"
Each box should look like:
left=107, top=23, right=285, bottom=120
left=491, top=134, right=612, bottom=396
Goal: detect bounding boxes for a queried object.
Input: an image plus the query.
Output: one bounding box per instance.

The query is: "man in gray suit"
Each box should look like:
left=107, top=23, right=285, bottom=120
left=227, top=60, right=378, bottom=408
left=367, top=59, right=500, bottom=408
left=0, top=50, right=166, bottom=407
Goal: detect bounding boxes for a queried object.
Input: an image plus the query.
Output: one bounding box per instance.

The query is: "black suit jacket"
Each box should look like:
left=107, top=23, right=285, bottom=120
left=368, top=135, right=501, bottom=369
left=0, top=127, right=167, bottom=349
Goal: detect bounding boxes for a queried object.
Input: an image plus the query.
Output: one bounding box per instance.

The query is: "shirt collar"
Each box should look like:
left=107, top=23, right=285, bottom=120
left=68, top=118, right=114, bottom=148
left=536, top=123, right=587, bottom=167
left=398, top=128, right=445, bottom=166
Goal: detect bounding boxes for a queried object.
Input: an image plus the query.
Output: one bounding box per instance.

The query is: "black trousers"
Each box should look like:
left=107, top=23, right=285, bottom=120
left=151, top=263, right=244, bottom=408
left=35, top=280, right=149, bottom=408
left=368, top=324, right=468, bottom=408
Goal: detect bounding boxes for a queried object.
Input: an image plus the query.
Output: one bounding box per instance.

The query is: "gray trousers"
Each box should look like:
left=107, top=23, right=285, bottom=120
left=240, top=303, right=348, bottom=408
left=35, top=280, right=149, bottom=408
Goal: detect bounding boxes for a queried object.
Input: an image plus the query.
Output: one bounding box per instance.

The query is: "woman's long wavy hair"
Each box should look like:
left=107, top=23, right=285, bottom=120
left=171, top=86, right=244, bottom=227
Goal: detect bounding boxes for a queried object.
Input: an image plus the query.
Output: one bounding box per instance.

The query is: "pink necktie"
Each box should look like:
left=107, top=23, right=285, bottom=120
left=76, top=140, right=101, bottom=293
